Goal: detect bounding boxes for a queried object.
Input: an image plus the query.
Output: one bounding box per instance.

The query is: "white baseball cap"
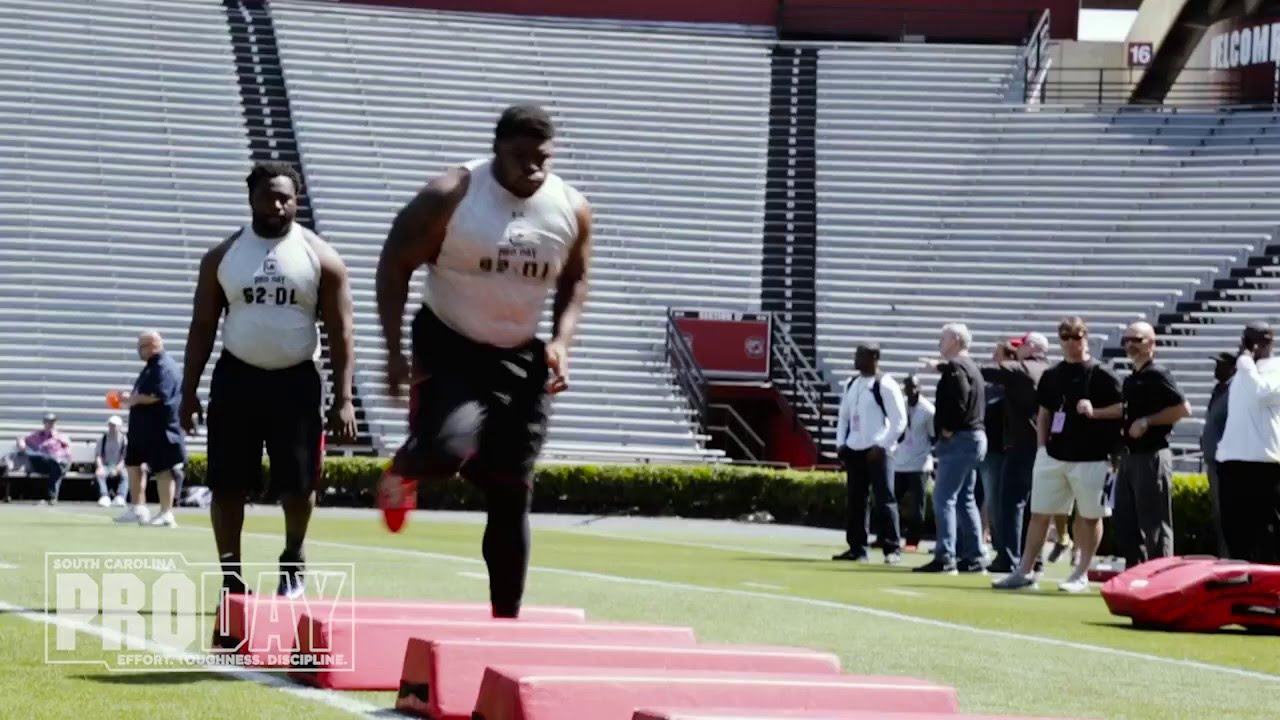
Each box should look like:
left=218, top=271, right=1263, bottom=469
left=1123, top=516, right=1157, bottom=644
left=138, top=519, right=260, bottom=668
left=107, top=415, right=123, bottom=427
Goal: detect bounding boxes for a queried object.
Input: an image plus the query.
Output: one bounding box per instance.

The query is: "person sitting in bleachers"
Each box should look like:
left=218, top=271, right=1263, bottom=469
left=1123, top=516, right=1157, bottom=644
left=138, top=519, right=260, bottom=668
left=18, top=413, right=72, bottom=505
left=95, top=416, right=128, bottom=508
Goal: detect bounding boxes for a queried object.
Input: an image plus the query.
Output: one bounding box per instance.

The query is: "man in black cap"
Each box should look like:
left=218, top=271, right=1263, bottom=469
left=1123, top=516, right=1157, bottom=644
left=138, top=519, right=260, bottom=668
left=1200, top=351, right=1236, bottom=557
left=1214, top=321, right=1280, bottom=563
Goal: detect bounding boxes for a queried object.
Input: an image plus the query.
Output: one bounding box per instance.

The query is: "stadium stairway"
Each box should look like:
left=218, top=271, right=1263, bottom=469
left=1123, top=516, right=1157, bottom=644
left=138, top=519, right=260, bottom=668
left=221, top=0, right=375, bottom=452
left=0, top=0, right=253, bottom=454
left=269, top=0, right=775, bottom=464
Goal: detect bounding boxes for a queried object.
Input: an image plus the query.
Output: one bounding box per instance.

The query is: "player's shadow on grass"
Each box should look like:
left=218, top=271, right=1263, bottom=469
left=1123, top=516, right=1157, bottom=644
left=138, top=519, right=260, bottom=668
left=1083, top=620, right=1280, bottom=636
left=74, top=671, right=241, bottom=686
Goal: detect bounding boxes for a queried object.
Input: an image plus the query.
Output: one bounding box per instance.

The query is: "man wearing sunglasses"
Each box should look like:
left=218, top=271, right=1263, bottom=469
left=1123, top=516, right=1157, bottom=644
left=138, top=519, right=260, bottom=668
left=994, top=317, right=1122, bottom=592
left=1115, top=322, right=1191, bottom=570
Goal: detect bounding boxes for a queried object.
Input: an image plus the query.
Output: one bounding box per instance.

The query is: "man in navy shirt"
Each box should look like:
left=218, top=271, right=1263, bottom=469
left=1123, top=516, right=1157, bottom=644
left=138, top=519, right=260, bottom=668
left=114, top=331, right=186, bottom=527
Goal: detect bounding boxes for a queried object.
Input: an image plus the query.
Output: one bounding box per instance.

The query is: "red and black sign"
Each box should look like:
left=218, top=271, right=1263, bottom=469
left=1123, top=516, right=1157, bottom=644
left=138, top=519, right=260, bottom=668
left=671, top=310, right=772, bottom=380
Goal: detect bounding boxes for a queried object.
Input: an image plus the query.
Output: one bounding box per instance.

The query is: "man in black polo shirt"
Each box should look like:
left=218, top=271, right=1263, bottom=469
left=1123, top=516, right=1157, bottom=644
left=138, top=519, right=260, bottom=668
left=994, top=317, right=1122, bottom=592
left=1116, top=322, right=1191, bottom=569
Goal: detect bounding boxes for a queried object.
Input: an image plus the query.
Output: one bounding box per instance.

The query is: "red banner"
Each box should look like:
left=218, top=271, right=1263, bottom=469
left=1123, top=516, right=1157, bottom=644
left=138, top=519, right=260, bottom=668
left=671, top=310, right=771, bottom=379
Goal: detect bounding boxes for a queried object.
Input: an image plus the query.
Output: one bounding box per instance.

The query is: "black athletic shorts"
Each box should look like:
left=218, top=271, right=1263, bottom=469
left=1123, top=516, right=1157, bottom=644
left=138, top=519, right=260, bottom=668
left=124, top=435, right=185, bottom=474
left=401, top=305, right=551, bottom=486
left=206, top=351, right=323, bottom=498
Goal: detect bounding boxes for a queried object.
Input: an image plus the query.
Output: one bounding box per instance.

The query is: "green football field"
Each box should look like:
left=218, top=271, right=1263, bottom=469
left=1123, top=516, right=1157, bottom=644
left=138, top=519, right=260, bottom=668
left=0, top=503, right=1277, bottom=720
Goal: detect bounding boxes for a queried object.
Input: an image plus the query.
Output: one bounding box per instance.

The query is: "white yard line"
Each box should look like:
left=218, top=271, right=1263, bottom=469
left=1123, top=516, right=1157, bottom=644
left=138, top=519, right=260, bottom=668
left=457, top=571, right=490, bottom=581
left=881, top=588, right=925, bottom=598
left=0, top=600, right=393, bottom=718
left=50, top=509, right=1280, bottom=685
left=0, top=561, right=18, bottom=570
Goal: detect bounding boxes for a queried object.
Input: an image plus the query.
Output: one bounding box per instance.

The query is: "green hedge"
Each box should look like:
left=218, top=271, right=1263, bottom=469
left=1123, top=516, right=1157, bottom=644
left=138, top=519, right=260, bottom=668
left=182, top=455, right=1217, bottom=556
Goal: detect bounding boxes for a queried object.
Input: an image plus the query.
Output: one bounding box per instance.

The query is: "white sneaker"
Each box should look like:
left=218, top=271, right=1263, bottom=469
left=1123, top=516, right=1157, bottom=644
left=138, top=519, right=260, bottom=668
left=148, top=512, right=177, bottom=528
left=97, top=496, right=111, bottom=508
left=113, top=507, right=138, bottom=523
left=1058, top=575, right=1091, bottom=594
left=991, top=572, right=1038, bottom=591
left=112, top=496, right=126, bottom=508
left=133, top=505, right=152, bottom=526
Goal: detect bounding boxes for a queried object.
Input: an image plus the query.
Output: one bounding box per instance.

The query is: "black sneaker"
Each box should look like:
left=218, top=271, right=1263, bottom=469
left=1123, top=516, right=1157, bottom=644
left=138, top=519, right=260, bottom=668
left=912, top=558, right=958, bottom=575
left=986, top=561, right=1015, bottom=575
left=957, top=559, right=987, bottom=574
left=832, top=549, right=870, bottom=562
left=278, top=549, right=306, bottom=599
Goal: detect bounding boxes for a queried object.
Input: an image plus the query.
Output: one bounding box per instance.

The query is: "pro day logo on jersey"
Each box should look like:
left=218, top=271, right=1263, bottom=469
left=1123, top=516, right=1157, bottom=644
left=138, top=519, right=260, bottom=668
left=45, top=553, right=355, bottom=673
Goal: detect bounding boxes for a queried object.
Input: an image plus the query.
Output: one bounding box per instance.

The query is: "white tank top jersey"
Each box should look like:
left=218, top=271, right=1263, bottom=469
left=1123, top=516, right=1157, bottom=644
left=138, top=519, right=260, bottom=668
left=425, top=157, right=582, bottom=348
left=217, top=223, right=322, bottom=370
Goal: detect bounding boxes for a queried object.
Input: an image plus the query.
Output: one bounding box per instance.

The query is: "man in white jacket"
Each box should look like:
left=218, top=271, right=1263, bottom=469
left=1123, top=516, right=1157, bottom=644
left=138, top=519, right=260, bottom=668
left=1215, top=322, right=1280, bottom=564
left=833, top=343, right=908, bottom=564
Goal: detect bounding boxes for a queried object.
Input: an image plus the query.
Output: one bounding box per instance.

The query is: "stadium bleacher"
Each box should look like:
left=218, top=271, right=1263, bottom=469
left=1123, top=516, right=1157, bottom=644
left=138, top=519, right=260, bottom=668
left=813, top=44, right=1280, bottom=453
left=3, top=0, right=1279, bottom=465
left=0, top=0, right=249, bottom=454
left=268, top=0, right=775, bottom=463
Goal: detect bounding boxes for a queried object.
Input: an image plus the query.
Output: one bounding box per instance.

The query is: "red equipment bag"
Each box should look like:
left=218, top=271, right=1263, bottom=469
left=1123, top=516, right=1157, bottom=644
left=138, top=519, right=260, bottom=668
left=1101, top=555, right=1280, bottom=633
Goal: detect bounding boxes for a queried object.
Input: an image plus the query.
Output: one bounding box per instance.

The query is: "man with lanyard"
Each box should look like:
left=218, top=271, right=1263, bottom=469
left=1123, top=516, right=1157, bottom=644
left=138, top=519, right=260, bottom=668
left=994, top=317, right=1122, bottom=592
left=833, top=343, right=907, bottom=564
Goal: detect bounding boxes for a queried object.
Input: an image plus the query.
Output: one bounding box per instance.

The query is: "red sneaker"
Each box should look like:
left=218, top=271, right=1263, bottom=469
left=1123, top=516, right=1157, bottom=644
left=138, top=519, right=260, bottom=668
left=378, top=467, right=418, bottom=534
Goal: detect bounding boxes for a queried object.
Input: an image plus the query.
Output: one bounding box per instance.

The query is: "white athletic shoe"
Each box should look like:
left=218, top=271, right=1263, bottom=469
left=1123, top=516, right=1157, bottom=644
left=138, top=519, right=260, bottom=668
left=148, top=512, right=177, bottom=528
left=992, top=572, right=1038, bottom=591
left=97, top=496, right=111, bottom=508
left=1058, top=575, right=1091, bottom=594
left=112, top=496, right=127, bottom=508
left=114, top=506, right=141, bottom=524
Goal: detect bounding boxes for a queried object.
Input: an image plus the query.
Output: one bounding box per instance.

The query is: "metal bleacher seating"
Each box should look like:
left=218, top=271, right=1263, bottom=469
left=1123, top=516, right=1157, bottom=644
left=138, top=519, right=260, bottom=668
left=269, top=0, right=773, bottom=464
left=0, top=0, right=250, bottom=455
left=814, top=43, right=1280, bottom=454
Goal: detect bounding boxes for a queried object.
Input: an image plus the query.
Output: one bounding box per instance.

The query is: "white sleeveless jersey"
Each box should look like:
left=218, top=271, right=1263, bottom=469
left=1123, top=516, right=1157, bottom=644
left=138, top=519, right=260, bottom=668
left=218, top=223, right=322, bottom=369
left=425, top=157, right=581, bottom=348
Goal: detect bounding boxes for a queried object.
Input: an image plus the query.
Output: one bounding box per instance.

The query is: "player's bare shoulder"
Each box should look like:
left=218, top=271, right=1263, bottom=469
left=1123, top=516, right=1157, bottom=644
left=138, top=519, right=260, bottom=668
left=422, top=165, right=471, bottom=221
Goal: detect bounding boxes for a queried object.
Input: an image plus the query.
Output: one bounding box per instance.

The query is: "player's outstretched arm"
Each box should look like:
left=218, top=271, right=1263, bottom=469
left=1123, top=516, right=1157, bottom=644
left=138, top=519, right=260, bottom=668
left=180, top=233, right=235, bottom=433
left=375, top=168, right=468, bottom=397
left=546, top=198, right=593, bottom=394
left=312, top=234, right=358, bottom=443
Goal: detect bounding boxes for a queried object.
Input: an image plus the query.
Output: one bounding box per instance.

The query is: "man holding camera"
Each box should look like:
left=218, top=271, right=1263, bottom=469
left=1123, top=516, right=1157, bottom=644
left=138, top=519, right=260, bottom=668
left=1214, top=322, right=1280, bottom=564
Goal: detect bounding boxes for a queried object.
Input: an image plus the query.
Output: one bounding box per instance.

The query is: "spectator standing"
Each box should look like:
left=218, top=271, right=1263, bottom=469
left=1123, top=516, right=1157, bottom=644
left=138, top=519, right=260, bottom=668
left=22, top=413, right=72, bottom=505
left=994, top=317, right=1122, bottom=592
left=833, top=343, right=908, bottom=564
left=1214, top=322, right=1280, bottom=564
left=1199, top=352, right=1236, bottom=557
left=1116, top=322, right=1191, bottom=569
left=94, top=416, right=128, bottom=507
left=916, top=323, right=986, bottom=574
left=114, top=331, right=187, bottom=528
left=893, top=374, right=936, bottom=550
left=981, top=332, right=1050, bottom=574
left=979, top=380, right=1007, bottom=552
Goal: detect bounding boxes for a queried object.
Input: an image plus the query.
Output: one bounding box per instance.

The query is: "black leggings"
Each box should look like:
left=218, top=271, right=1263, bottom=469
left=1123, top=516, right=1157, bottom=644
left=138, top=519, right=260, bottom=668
left=481, top=480, right=533, bottom=617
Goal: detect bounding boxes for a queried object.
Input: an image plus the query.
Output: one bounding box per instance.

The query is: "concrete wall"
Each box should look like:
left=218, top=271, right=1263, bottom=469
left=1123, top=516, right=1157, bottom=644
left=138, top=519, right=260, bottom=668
left=1042, top=40, right=1131, bottom=104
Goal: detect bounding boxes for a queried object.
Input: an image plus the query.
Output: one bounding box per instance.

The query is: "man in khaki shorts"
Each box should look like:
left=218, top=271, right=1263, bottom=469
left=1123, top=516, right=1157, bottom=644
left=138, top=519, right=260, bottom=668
left=994, top=317, right=1122, bottom=593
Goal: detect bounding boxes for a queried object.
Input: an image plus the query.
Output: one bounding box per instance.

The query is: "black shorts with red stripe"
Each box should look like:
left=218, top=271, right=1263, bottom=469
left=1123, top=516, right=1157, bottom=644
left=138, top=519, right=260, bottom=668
left=206, top=351, right=324, bottom=498
left=395, top=305, right=551, bottom=487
